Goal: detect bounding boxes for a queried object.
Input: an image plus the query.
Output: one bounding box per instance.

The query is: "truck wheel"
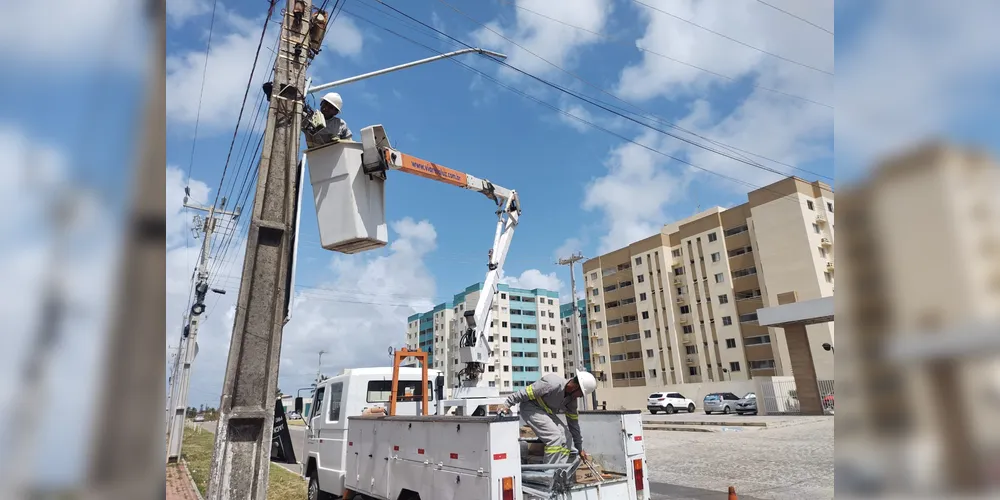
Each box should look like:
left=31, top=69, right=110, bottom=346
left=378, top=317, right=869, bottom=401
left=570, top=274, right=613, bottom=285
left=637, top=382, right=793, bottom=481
left=307, top=475, right=320, bottom=500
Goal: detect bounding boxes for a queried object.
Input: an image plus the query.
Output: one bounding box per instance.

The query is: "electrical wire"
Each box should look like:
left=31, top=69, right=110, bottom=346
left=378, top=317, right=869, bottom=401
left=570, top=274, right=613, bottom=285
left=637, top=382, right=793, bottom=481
left=185, top=0, right=221, bottom=183
left=756, top=0, right=834, bottom=35
left=345, top=7, right=829, bottom=207
left=435, top=0, right=832, bottom=181
left=210, top=0, right=279, bottom=210
left=494, top=0, right=831, bottom=109
left=630, top=0, right=834, bottom=76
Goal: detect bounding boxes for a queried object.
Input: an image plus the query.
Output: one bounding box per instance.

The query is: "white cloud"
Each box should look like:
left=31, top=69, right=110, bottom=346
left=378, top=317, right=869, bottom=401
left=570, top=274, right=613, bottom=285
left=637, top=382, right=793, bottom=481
left=0, top=0, right=145, bottom=71
left=166, top=7, right=278, bottom=132
left=323, top=15, right=365, bottom=58
left=554, top=238, right=583, bottom=261
left=168, top=0, right=212, bottom=27
left=501, top=269, right=564, bottom=294
left=583, top=130, right=695, bottom=254
left=470, top=0, right=613, bottom=79
left=835, top=0, right=1000, bottom=176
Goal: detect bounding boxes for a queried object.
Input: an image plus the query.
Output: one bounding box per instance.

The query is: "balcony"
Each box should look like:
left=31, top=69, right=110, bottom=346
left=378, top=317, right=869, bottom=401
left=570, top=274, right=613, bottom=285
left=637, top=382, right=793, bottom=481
left=682, top=334, right=694, bottom=344
left=816, top=214, right=828, bottom=224
left=679, top=316, right=690, bottom=325
left=686, top=356, right=698, bottom=364
left=673, top=278, right=683, bottom=286
left=676, top=296, right=686, bottom=305
left=820, top=237, right=832, bottom=247
left=827, top=261, right=835, bottom=272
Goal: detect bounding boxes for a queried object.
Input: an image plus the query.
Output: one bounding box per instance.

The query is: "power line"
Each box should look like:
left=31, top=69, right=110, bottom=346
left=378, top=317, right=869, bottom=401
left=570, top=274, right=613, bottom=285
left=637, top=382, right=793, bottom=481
left=436, top=0, right=832, bottom=181
left=495, top=0, right=831, bottom=109
left=345, top=7, right=829, bottom=205
left=756, top=0, right=834, bottom=35
left=210, top=0, right=279, bottom=210
left=185, top=0, right=221, bottom=182
left=630, top=0, right=834, bottom=76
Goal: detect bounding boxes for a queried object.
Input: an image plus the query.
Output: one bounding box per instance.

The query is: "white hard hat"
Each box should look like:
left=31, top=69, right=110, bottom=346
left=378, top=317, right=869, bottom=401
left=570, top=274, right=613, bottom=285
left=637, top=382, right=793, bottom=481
left=575, top=371, right=597, bottom=395
left=322, top=92, right=343, bottom=113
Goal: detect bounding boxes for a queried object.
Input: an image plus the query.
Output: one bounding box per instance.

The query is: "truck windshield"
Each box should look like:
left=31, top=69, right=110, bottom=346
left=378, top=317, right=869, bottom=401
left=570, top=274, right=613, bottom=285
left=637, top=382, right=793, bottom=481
left=366, top=380, right=434, bottom=403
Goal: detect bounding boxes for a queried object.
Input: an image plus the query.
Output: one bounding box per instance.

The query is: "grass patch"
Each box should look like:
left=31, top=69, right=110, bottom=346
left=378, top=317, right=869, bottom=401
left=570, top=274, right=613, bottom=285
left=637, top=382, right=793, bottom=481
left=287, top=418, right=305, bottom=427
left=181, top=426, right=307, bottom=500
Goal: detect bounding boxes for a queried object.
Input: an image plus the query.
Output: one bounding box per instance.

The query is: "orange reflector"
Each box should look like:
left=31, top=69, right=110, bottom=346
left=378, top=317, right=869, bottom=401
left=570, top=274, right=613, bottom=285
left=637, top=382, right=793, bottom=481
left=502, top=476, right=514, bottom=500
left=393, top=446, right=399, bottom=451
left=633, top=458, right=644, bottom=491
left=493, top=453, right=507, bottom=460
left=450, top=453, right=459, bottom=459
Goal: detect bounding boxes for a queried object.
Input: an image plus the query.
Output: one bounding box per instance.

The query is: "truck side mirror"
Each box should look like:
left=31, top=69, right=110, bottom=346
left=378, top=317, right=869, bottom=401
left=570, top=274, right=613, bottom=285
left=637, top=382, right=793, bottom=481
left=295, top=397, right=303, bottom=414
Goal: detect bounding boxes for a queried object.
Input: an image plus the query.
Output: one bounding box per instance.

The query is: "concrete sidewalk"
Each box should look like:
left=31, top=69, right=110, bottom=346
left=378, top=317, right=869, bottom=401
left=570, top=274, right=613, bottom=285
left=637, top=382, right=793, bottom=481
left=166, top=463, right=201, bottom=500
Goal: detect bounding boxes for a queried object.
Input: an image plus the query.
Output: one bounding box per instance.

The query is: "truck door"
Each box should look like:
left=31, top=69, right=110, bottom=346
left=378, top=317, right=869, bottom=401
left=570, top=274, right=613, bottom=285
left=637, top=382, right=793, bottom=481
left=308, top=386, right=326, bottom=441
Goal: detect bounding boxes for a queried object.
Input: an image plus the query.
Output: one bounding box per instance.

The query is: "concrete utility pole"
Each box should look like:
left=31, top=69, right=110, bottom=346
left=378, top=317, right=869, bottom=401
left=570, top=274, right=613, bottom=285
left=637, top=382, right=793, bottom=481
left=206, top=1, right=325, bottom=498
left=166, top=202, right=238, bottom=463
left=82, top=0, right=166, bottom=498
left=557, top=252, right=588, bottom=410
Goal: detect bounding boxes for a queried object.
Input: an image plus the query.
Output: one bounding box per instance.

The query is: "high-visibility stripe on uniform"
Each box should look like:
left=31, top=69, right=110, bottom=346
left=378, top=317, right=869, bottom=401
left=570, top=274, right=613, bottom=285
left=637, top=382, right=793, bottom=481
left=526, top=384, right=554, bottom=414
left=544, top=446, right=571, bottom=455
left=527, top=385, right=536, bottom=400
left=566, top=413, right=579, bottom=420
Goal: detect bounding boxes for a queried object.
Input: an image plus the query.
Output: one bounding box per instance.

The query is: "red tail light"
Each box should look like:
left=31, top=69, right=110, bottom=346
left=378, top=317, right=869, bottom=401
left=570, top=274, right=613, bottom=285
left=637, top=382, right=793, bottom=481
left=633, top=458, right=644, bottom=491
left=502, top=476, right=514, bottom=500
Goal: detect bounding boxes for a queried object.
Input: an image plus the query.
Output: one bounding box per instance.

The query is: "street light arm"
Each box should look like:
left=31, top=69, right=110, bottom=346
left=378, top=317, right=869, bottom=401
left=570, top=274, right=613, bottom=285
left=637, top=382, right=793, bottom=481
left=306, top=47, right=508, bottom=95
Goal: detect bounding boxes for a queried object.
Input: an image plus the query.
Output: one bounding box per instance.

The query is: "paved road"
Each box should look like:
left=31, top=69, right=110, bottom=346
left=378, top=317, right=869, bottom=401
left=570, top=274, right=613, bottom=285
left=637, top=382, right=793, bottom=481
left=194, top=418, right=828, bottom=499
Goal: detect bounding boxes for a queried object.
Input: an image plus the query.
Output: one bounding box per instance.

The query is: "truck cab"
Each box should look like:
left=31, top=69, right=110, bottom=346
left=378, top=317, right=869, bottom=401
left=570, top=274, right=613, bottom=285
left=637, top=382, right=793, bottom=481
left=300, top=367, right=444, bottom=498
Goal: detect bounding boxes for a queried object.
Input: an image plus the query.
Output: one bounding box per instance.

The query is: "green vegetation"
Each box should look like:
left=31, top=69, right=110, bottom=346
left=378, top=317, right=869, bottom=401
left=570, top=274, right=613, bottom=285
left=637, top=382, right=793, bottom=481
left=181, top=425, right=306, bottom=499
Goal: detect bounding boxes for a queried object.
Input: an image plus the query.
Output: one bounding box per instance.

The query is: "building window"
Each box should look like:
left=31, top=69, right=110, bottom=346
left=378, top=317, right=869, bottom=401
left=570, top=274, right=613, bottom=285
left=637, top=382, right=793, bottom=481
left=682, top=325, right=694, bottom=334
left=598, top=355, right=607, bottom=364
left=739, top=313, right=759, bottom=323
left=549, top=312, right=555, bottom=318
left=674, top=267, right=685, bottom=276
left=722, top=316, right=732, bottom=326
left=548, top=299, right=554, bottom=305
left=488, top=365, right=495, bottom=372
left=707, top=232, right=717, bottom=242
left=711, top=252, right=720, bottom=262
left=641, top=311, right=650, bottom=319
left=725, top=338, right=736, bottom=348
left=644, top=330, right=652, bottom=338
left=637, top=274, right=645, bottom=283
left=646, top=349, right=654, bottom=358
left=502, top=336, right=508, bottom=342
left=813, top=223, right=821, bottom=234
left=807, top=200, right=815, bottom=210
left=714, top=273, right=725, bottom=283
left=590, top=272, right=597, bottom=280
left=595, top=321, right=603, bottom=329
left=635, top=257, right=642, bottom=265
left=502, top=321, right=508, bottom=328
left=649, top=369, right=658, bottom=378
left=745, top=335, right=771, bottom=345
left=689, top=366, right=698, bottom=376
left=749, top=359, right=776, bottom=370
left=685, top=345, right=697, bottom=355
left=504, top=381, right=510, bottom=387
left=592, top=289, right=599, bottom=296
left=729, top=361, right=741, bottom=372
left=639, top=292, right=647, bottom=301
left=718, top=294, right=729, bottom=304
left=680, top=305, right=690, bottom=314
left=593, top=305, right=601, bottom=312
left=671, top=249, right=681, bottom=257
left=827, top=202, right=834, bottom=212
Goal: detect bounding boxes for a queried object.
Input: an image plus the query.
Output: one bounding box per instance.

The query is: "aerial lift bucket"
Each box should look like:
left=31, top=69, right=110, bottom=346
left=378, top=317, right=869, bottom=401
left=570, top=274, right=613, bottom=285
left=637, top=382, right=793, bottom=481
left=305, top=131, right=388, bottom=254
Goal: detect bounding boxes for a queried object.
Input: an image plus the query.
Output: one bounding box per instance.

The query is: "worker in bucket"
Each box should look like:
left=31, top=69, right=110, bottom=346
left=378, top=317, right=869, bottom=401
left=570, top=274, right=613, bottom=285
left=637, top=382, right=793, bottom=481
left=498, top=371, right=598, bottom=465
left=305, top=92, right=352, bottom=148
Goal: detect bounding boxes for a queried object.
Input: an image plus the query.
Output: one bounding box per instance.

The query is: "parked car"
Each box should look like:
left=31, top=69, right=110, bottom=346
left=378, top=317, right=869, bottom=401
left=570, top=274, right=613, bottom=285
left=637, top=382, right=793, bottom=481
left=193, top=414, right=205, bottom=422
left=735, top=392, right=758, bottom=415
left=287, top=411, right=301, bottom=420
left=647, top=392, right=697, bottom=414
left=823, top=391, right=834, bottom=410
left=703, top=392, right=741, bottom=414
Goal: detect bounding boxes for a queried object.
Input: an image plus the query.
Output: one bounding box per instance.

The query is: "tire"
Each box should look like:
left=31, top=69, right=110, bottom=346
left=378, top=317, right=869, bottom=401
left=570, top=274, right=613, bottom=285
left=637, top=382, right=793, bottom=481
left=665, top=404, right=674, bottom=414
left=650, top=409, right=658, bottom=415
left=307, top=474, right=320, bottom=500
left=704, top=411, right=711, bottom=415
left=723, top=406, right=731, bottom=415
left=687, top=404, right=695, bottom=413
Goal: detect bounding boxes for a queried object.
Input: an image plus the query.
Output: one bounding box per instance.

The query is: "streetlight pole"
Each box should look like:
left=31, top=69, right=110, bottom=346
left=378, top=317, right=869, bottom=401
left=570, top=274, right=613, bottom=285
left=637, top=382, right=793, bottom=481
left=316, top=350, right=326, bottom=384
left=306, top=48, right=506, bottom=94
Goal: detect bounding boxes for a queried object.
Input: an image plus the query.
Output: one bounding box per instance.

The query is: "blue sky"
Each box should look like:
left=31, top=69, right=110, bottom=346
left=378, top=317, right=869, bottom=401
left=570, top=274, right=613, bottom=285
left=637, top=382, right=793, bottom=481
left=5, top=0, right=1000, bottom=486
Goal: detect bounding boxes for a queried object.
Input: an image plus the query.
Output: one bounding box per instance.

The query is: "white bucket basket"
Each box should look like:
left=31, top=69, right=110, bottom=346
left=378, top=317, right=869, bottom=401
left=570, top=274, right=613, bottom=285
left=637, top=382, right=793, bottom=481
left=306, top=140, right=387, bottom=254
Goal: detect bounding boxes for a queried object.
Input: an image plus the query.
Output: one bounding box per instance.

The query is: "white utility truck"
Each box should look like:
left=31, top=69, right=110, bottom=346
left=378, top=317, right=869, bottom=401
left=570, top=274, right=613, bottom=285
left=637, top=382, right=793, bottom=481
left=297, top=127, right=650, bottom=499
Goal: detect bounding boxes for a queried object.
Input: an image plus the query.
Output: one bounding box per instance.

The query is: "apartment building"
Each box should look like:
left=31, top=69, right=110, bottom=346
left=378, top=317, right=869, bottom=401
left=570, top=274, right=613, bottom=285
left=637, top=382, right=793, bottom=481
left=582, top=176, right=835, bottom=389
left=560, top=299, right=592, bottom=374
left=406, top=283, right=564, bottom=396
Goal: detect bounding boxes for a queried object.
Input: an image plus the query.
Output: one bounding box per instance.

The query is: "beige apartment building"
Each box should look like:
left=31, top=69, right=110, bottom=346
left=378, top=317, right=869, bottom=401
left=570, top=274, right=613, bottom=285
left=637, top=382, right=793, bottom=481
left=582, top=176, right=836, bottom=388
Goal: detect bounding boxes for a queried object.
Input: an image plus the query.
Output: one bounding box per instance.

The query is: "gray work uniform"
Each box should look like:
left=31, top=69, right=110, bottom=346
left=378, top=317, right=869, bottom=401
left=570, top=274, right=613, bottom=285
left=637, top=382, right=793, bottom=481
left=305, top=116, right=352, bottom=148
left=505, top=374, right=582, bottom=464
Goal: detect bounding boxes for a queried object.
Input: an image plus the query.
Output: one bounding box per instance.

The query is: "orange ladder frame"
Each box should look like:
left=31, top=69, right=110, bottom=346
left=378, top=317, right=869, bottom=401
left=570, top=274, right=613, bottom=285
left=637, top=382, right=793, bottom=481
left=388, top=347, right=429, bottom=416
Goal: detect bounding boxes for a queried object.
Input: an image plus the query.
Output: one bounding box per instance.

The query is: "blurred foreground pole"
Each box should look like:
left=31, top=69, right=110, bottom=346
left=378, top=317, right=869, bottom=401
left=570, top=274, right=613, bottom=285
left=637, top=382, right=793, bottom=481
left=81, top=0, right=166, bottom=498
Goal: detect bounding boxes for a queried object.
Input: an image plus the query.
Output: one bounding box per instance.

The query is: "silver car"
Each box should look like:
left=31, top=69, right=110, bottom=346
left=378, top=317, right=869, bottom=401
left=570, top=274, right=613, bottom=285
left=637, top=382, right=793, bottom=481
left=703, top=392, right=741, bottom=414
left=735, top=392, right=758, bottom=415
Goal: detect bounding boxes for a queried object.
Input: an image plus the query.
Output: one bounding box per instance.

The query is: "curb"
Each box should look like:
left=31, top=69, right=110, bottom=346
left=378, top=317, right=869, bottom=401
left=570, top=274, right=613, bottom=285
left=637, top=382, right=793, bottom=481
left=644, top=425, right=717, bottom=433
left=645, top=420, right=767, bottom=427
left=180, top=459, right=205, bottom=500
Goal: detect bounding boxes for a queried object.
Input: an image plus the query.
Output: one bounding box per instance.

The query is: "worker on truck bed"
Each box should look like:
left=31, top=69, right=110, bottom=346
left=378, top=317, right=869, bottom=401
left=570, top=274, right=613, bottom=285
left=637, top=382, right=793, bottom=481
left=498, top=371, right=598, bottom=466
left=305, top=92, right=352, bottom=148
